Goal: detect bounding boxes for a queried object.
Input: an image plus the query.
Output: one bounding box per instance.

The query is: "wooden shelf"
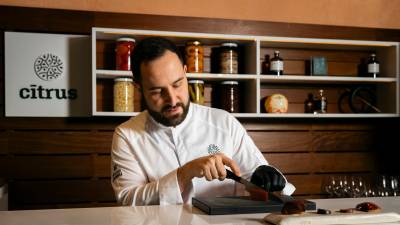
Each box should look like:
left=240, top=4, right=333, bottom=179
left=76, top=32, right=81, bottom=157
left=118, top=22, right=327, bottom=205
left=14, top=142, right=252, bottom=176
left=93, top=111, right=139, bottom=116
left=92, top=27, right=400, bottom=118
left=187, top=73, right=258, bottom=80
left=259, top=75, right=397, bottom=84
left=96, top=69, right=133, bottom=79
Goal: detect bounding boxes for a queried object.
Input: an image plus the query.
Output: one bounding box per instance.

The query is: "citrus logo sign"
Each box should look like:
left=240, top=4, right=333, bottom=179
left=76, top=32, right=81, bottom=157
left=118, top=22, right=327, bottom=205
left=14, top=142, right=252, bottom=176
left=5, top=31, right=91, bottom=117
left=17, top=53, right=77, bottom=100
left=34, top=53, right=63, bottom=81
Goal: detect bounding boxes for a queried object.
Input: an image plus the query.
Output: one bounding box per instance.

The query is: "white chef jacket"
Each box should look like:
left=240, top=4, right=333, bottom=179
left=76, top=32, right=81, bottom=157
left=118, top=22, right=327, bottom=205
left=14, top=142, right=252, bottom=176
left=111, top=103, right=295, bottom=206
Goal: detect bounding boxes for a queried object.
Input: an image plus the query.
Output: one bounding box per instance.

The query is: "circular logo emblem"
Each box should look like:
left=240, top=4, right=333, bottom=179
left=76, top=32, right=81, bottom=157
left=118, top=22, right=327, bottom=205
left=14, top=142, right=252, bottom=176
left=34, top=53, right=63, bottom=81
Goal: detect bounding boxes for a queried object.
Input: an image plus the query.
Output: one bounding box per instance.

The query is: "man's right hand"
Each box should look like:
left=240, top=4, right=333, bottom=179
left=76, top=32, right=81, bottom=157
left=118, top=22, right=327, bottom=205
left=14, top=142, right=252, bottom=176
left=177, top=153, right=240, bottom=193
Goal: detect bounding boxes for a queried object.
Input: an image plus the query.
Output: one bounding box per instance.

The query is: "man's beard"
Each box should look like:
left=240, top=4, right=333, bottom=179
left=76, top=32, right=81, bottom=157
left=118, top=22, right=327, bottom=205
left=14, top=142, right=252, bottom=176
left=147, top=101, right=190, bottom=127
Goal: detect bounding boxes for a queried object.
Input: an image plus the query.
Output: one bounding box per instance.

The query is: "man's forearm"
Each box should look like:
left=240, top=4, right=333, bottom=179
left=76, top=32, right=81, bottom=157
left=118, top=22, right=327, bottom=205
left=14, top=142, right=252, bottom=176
left=177, top=164, right=193, bottom=193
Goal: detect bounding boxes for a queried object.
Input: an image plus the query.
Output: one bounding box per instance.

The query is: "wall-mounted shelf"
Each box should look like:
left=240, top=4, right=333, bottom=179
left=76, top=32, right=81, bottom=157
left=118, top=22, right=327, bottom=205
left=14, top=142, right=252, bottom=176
left=92, top=27, right=400, bottom=118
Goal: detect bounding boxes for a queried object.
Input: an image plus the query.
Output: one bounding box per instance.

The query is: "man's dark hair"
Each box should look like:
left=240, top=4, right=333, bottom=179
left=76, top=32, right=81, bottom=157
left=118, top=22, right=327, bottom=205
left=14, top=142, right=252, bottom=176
left=131, top=37, right=184, bottom=83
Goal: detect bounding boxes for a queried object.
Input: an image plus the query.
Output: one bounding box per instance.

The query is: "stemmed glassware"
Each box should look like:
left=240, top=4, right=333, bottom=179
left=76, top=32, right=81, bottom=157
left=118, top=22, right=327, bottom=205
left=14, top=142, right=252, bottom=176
left=323, top=174, right=399, bottom=198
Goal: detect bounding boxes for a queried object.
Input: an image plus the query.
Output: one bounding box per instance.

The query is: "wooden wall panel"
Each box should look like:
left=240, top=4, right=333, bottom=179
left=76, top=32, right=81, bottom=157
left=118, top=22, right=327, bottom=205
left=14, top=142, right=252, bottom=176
left=11, top=179, right=115, bottom=204
left=260, top=48, right=371, bottom=76
left=0, top=131, right=8, bottom=155
left=260, top=87, right=348, bottom=113
left=95, top=155, right=112, bottom=178
left=0, top=6, right=398, bottom=210
left=265, top=153, right=313, bottom=174
left=313, top=152, right=376, bottom=173
left=264, top=152, right=375, bottom=174
left=0, top=117, right=125, bottom=130
left=312, top=131, right=375, bottom=152
left=3, top=131, right=113, bottom=154
left=0, top=156, right=95, bottom=179
left=249, top=131, right=312, bottom=152
left=286, top=175, right=325, bottom=195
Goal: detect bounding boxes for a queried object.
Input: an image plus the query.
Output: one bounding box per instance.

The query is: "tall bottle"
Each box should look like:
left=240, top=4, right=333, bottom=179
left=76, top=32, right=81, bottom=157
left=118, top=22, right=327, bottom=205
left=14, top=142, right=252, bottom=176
left=367, top=53, right=379, bottom=78
left=315, top=89, right=327, bottom=114
left=270, top=51, right=284, bottom=75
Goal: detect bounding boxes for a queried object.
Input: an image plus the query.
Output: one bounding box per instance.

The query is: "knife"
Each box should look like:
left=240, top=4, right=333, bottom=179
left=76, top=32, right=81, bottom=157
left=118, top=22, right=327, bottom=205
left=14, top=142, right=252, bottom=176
left=225, top=169, right=269, bottom=200
left=225, top=169, right=294, bottom=203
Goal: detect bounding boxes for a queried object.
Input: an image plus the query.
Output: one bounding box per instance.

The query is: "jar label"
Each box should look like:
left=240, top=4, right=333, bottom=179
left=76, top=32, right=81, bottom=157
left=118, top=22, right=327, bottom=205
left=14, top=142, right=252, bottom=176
left=368, top=63, right=379, bottom=73
left=321, top=100, right=327, bottom=113
left=271, top=61, right=283, bottom=71
left=220, top=52, right=238, bottom=74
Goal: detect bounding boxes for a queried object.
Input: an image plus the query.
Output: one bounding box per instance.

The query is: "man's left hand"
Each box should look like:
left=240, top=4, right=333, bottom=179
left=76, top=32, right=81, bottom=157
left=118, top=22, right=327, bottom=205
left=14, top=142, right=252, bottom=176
left=250, top=165, right=286, bottom=192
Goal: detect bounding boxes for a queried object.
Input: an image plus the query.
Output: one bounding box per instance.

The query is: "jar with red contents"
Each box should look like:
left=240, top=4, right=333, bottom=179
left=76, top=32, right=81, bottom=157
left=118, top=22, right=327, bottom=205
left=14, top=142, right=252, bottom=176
left=115, top=37, right=135, bottom=71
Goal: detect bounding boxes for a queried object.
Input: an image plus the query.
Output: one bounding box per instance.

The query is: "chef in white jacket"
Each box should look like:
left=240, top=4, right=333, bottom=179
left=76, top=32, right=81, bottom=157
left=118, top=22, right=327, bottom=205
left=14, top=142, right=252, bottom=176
left=111, top=37, right=295, bottom=206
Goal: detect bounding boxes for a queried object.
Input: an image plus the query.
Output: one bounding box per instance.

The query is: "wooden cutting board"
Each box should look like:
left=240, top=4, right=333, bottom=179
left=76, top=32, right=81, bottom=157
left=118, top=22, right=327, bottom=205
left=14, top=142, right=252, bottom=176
left=264, top=211, right=400, bottom=225
left=192, top=196, right=316, bottom=215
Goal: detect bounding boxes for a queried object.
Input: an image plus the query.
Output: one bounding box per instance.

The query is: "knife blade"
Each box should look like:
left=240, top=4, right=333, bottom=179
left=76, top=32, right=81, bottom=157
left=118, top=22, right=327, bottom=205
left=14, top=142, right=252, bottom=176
left=225, top=169, right=295, bottom=203
left=225, top=169, right=269, bottom=196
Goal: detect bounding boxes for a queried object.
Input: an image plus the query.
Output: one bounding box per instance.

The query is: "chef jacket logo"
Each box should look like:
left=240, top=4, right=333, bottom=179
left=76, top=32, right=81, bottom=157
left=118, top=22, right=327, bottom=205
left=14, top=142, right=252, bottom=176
left=207, top=144, right=220, bottom=155
left=34, top=53, right=63, bottom=81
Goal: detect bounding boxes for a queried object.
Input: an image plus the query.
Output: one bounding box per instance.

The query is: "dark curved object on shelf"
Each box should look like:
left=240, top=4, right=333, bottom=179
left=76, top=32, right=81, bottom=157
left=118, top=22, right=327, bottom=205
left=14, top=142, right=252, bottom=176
left=338, top=87, right=380, bottom=113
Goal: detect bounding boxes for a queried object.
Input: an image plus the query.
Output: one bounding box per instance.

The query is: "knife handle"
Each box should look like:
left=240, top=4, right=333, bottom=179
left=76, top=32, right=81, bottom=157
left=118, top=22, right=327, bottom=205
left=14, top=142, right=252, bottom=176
left=225, top=169, right=241, bottom=182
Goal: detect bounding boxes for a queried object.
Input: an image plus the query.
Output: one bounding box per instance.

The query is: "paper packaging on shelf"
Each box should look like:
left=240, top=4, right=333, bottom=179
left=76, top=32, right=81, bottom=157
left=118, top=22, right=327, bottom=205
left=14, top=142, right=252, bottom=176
left=310, top=56, right=328, bottom=76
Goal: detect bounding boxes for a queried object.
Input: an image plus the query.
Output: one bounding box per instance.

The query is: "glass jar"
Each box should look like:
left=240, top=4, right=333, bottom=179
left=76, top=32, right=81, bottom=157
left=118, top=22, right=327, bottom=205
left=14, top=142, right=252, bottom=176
left=220, top=81, right=239, bottom=113
left=115, top=37, right=135, bottom=71
left=185, top=41, right=204, bottom=73
left=220, top=43, right=238, bottom=74
left=114, top=77, right=134, bottom=112
left=188, top=80, right=205, bottom=105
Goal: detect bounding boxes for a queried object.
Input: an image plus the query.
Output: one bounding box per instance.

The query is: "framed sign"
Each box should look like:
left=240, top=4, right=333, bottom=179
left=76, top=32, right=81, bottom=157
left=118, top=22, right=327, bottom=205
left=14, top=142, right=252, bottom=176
left=5, top=32, right=91, bottom=117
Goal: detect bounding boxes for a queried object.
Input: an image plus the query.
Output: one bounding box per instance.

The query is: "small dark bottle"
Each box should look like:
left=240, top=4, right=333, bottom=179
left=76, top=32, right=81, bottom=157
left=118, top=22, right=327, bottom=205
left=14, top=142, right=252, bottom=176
left=261, top=54, right=270, bottom=74
left=357, top=58, right=367, bottom=77
left=304, top=93, right=315, bottom=113
left=270, top=51, right=284, bottom=76
left=367, top=53, right=379, bottom=78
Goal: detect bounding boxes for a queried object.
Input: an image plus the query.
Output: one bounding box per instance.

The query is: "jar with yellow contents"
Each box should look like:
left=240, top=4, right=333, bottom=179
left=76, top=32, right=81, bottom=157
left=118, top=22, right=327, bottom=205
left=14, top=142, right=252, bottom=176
left=188, top=80, right=205, bottom=105
left=113, top=77, right=134, bottom=112
left=185, top=41, right=204, bottom=73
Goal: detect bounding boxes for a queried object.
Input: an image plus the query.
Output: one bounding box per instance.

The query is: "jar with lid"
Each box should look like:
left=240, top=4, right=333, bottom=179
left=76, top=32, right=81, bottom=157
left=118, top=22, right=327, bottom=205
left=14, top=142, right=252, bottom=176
left=185, top=41, right=204, bottom=73
left=188, top=80, right=205, bottom=105
left=220, top=43, right=238, bottom=74
left=220, top=81, right=239, bottom=113
left=114, top=77, right=134, bottom=112
left=115, top=37, right=135, bottom=71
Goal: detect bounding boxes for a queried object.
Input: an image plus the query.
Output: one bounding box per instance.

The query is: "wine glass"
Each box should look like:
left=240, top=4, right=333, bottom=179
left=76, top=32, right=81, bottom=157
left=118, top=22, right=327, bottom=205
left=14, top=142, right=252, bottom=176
left=388, top=176, right=399, bottom=196
left=349, top=176, right=365, bottom=198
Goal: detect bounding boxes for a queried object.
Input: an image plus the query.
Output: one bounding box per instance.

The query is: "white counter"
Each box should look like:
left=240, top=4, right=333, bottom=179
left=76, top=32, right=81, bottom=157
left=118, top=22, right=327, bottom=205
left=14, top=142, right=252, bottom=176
left=0, top=197, right=399, bottom=225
